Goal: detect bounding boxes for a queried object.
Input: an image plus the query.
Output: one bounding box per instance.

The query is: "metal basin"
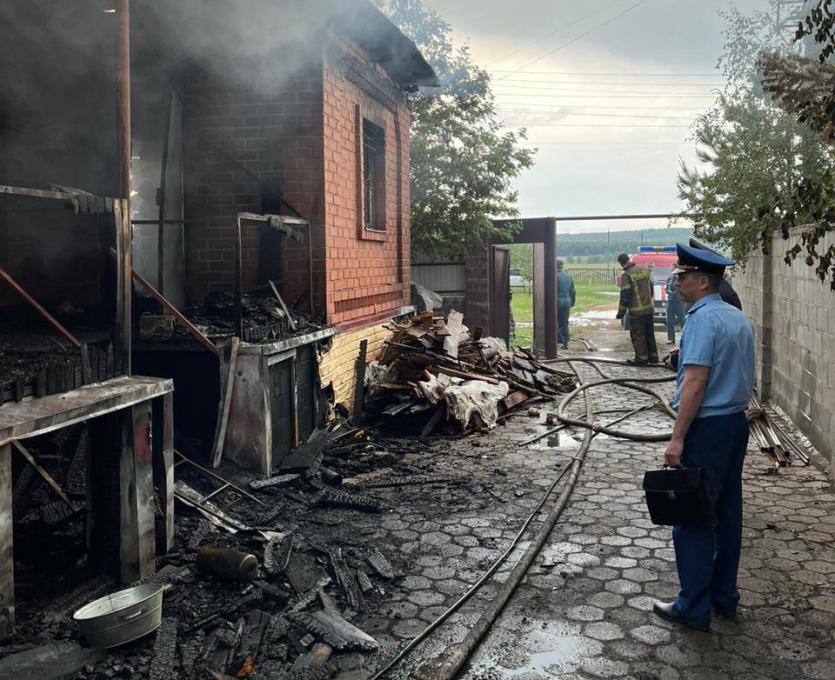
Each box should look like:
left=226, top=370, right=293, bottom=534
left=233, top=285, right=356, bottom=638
left=73, top=584, right=164, bottom=649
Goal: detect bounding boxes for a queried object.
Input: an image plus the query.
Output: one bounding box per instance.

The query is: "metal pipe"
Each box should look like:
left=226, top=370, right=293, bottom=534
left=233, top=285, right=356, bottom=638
left=0, top=268, right=82, bottom=348
left=117, top=0, right=131, bottom=200
left=234, top=215, right=243, bottom=338
left=308, top=222, right=315, bottom=316
left=157, top=92, right=174, bottom=293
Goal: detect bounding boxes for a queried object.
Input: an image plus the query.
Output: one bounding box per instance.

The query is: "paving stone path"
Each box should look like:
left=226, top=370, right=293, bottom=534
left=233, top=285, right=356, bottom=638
left=333, top=359, right=835, bottom=680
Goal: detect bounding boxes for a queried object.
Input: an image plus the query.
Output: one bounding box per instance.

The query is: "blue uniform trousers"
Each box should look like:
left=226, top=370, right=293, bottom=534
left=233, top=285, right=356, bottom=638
left=666, top=295, right=685, bottom=343
left=557, top=300, right=571, bottom=345
left=672, top=412, right=749, bottom=625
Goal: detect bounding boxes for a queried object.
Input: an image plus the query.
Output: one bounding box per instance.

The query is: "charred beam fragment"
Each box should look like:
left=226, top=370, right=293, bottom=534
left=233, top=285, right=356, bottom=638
left=327, top=546, right=363, bottom=611
left=148, top=618, right=179, bottom=680
left=366, top=549, right=394, bottom=580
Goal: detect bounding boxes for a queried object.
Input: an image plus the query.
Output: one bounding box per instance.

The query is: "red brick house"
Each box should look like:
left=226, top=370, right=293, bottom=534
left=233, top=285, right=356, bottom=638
left=143, top=0, right=437, bottom=407
left=0, top=0, right=435, bottom=476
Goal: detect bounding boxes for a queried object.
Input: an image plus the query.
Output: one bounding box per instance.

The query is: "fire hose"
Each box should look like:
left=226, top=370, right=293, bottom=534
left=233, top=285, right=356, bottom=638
left=370, top=357, right=677, bottom=678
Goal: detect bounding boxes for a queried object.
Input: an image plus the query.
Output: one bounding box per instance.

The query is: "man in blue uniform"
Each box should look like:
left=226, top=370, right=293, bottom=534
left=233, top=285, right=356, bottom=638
left=653, top=243, right=755, bottom=633
left=664, top=272, right=685, bottom=345
left=556, top=260, right=576, bottom=349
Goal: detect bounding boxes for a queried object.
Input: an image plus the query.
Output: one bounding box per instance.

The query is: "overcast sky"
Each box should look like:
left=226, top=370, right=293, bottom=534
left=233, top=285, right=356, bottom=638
left=421, top=0, right=772, bottom=233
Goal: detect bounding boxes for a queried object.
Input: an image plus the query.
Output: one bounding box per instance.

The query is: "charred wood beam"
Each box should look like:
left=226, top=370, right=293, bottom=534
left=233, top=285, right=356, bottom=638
left=113, top=249, right=220, bottom=358
left=0, top=268, right=82, bottom=348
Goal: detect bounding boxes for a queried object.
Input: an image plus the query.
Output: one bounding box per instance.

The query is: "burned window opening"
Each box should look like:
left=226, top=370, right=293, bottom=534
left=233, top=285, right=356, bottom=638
left=362, top=119, right=386, bottom=231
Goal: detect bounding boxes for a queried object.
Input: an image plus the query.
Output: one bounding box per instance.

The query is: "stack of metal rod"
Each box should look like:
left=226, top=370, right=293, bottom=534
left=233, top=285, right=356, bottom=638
left=747, top=395, right=810, bottom=466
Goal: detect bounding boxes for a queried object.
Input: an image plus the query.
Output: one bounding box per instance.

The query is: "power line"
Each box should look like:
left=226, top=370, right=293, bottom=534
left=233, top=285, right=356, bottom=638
left=494, top=92, right=716, bottom=99
left=492, top=83, right=719, bottom=94
left=489, top=70, right=723, bottom=77
left=492, top=81, right=722, bottom=90
left=503, top=112, right=695, bottom=121
left=497, top=0, right=655, bottom=79
left=487, top=0, right=626, bottom=68
left=519, top=140, right=688, bottom=145
left=496, top=104, right=706, bottom=111
left=507, top=122, right=690, bottom=128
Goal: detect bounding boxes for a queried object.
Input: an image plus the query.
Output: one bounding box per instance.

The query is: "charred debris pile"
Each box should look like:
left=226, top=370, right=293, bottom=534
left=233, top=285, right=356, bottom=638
left=0, top=305, right=121, bottom=407
left=4, top=420, right=466, bottom=680
left=364, top=311, right=577, bottom=436
left=137, top=284, right=323, bottom=345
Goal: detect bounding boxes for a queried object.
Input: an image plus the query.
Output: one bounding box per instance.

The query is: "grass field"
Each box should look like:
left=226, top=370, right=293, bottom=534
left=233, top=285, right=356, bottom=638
left=510, top=281, right=617, bottom=348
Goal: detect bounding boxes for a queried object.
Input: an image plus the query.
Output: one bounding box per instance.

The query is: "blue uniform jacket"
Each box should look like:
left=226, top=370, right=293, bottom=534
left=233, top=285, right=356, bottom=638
left=557, top=271, right=575, bottom=306
left=672, top=294, right=755, bottom=418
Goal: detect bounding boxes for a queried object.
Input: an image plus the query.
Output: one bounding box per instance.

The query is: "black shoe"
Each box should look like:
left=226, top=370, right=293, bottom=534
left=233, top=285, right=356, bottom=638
left=652, top=601, right=710, bottom=632
left=649, top=357, right=659, bottom=364
left=713, top=607, right=737, bottom=620
left=626, top=358, right=648, bottom=366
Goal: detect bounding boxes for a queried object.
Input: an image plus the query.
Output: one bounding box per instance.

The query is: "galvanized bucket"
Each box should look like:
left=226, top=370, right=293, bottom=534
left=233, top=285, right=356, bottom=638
left=73, top=584, right=164, bottom=649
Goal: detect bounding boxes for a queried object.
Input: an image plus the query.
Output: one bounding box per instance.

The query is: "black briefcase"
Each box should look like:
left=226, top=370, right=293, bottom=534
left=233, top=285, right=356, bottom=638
left=643, top=467, right=714, bottom=526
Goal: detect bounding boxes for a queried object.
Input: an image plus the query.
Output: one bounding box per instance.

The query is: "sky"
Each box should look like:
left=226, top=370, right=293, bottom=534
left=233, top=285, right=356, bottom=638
left=420, top=0, right=775, bottom=233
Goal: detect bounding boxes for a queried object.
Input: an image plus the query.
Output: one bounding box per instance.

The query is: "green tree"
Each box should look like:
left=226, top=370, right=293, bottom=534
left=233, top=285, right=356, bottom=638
left=676, top=2, right=835, bottom=277
left=376, top=0, right=536, bottom=258
left=757, top=2, right=835, bottom=287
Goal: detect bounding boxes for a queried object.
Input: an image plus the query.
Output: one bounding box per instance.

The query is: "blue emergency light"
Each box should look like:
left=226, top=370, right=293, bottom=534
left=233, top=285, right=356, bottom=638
left=638, top=246, right=677, bottom=253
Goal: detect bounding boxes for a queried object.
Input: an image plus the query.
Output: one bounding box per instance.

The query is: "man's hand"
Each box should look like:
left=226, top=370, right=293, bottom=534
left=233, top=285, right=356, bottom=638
left=616, top=311, right=625, bottom=320
left=664, top=438, right=684, bottom=467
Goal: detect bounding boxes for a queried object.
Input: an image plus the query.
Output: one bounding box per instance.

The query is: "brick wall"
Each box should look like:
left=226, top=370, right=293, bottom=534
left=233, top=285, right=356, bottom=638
left=736, top=227, right=835, bottom=472
left=321, top=33, right=412, bottom=327
left=181, top=31, right=413, bottom=331
left=182, top=59, right=325, bottom=308
left=318, top=320, right=393, bottom=410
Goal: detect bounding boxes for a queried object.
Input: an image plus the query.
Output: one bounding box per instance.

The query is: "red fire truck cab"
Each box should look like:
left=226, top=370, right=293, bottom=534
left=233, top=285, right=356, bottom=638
left=618, top=245, right=678, bottom=326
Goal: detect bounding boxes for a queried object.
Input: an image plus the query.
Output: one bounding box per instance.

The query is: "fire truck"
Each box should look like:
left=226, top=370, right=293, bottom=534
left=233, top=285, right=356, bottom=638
left=619, top=245, right=678, bottom=328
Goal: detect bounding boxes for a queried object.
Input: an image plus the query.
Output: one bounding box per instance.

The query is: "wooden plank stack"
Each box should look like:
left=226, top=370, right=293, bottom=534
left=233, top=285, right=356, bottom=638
left=366, top=312, right=577, bottom=434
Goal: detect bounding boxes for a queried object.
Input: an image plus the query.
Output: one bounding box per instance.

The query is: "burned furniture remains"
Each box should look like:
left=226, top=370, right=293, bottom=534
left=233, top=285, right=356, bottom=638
left=0, top=186, right=132, bottom=403
left=0, top=185, right=176, bottom=640
left=134, top=212, right=334, bottom=475
left=0, top=376, right=174, bottom=639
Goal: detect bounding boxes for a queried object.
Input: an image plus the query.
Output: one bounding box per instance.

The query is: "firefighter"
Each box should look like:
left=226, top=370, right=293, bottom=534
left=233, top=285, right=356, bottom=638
left=653, top=243, right=755, bottom=632
left=556, top=260, right=575, bottom=349
left=615, top=253, right=658, bottom=365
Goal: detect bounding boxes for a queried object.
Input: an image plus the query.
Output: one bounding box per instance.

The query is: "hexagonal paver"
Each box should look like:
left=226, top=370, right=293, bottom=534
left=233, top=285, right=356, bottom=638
left=461, top=517, right=490, bottom=528
left=604, top=556, right=637, bottom=569
left=420, top=531, right=450, bottom=547
left=392, top=619, right=425, bottom=639
left=630, top=624, right=671, bottom=645
left=453, top=535, right=479, bottom=548
left=565, top=605, right=605, bottom=622
left=586, top=566, right=619, bottom=582
left=400, top=575, right=431, bottom=590
left=617, top=526, right=648, bottom=538
left=622, top=567, right=658, bottom=583
left=407, top=590, right=446, bottom=607
left=580, top=656, right=630, bottom=678
left=422, top=565, right=456, bottom=581
left=584, top=621, right=625, bottom=641
left=605, top=579, right=643, bottom=595
left=567, top=552, right=601, bottom=567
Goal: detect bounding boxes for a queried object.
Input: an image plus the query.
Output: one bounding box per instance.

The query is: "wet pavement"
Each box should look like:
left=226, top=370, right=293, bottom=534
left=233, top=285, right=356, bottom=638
left=337, top=355, right=835, bottom=680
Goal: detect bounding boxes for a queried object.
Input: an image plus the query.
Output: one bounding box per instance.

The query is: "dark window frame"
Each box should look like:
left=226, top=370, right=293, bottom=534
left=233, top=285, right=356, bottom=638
left=361, top=118, right=386, bottom=232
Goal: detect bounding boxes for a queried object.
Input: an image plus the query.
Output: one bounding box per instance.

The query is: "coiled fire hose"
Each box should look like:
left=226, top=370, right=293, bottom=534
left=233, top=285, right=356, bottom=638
left=369, top=357, right=677, bottom=679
